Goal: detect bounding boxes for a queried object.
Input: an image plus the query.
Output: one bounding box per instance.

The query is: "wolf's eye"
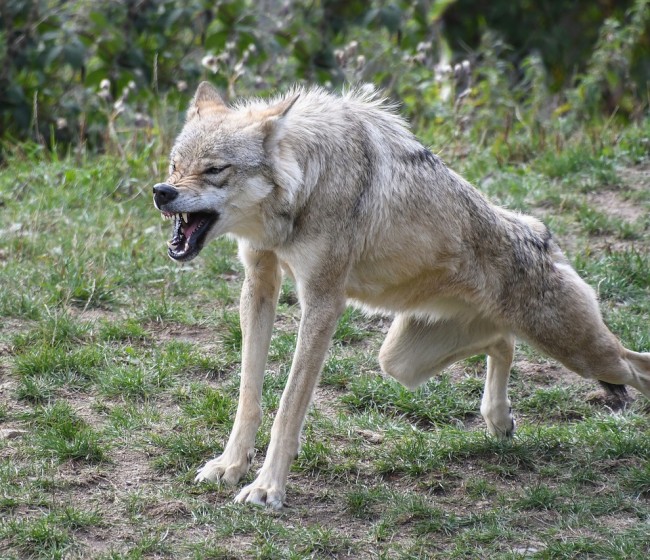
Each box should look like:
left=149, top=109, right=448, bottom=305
left=204, top=164, right=231, bottom=175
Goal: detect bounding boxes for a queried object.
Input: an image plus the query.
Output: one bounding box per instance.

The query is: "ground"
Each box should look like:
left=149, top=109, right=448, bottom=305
left=0, top=130, right=649, bottom=558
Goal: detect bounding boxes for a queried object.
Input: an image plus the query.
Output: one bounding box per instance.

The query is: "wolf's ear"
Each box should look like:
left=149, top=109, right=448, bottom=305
left=260, top=93, right=300, bottom=150
left=262, top=93, right=300, bottom=120
left=187, top=81, right=228, bottom=121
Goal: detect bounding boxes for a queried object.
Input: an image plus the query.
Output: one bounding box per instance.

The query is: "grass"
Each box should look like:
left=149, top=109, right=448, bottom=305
left=28, top=401, right=109, bottom=464
left=0, top=111, right=649, bottom=559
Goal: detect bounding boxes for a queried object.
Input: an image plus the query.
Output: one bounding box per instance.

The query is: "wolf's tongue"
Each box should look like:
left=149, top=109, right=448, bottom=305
left=183, top=217, right=201, bottom=239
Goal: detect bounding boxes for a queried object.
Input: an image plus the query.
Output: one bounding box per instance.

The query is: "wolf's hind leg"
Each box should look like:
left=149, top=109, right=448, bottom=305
left=379, top=314, right=516, bottom=437
left=379, top=314, right=502, bottom=389
left=555, top=341, right=650, bottom=400
left=517, top=264, right=650, bottom=400
left=622, top=350, right=650, bottom=397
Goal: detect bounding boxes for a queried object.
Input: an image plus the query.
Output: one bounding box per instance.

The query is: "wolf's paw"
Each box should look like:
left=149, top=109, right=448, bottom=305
left=482, top=405, right=516, bottom=439
left=234, top=475, right=285, bottom=510
left=195, top=449, right=254, bottom=486
left=486, top=415, right=516, bottom=439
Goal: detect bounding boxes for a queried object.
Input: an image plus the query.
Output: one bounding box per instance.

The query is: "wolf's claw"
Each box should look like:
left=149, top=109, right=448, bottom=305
left=195, top=452, right=252, bottom=486
left=234, top=479, right=285, bottom=510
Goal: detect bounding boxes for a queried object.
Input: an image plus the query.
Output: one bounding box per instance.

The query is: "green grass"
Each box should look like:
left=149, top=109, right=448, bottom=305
left=28, top=401, right=109, bottom=464
left=0, top=113, right=649, bottom=559
left=342, top=373, right=480, bottom=427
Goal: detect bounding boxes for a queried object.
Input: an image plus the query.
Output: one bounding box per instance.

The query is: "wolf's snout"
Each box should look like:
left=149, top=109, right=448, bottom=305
left=153, top=183, right=179, bottom=207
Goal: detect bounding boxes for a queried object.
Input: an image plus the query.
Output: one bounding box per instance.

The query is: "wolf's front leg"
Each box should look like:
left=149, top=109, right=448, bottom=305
left=235, top=292, right=346, bottom=509
left=195, top=249, right=281, bottom=485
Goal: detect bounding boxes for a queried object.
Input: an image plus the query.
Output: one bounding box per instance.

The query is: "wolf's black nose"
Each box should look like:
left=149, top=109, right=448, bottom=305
left=153, top=183, right=178, bottom=206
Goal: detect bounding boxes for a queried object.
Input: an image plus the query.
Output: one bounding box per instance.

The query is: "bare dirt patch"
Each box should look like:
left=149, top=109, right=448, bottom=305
left=617, top=163, right=650, bottom=192
left=587, top=189, right=646, bottom=222
left=145, top=321, right=218, bottom=347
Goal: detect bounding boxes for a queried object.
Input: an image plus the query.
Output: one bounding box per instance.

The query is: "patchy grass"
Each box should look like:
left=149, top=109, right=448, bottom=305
left=0, top=116, right=649, bottom=558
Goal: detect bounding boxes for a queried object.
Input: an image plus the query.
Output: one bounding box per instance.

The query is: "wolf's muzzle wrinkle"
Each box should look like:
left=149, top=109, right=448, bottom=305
left=153, top=183, right=179, bottom=208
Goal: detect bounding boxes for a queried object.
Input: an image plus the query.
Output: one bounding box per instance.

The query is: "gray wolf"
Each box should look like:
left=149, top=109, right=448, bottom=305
left=153, top=81, right=650, bottom=509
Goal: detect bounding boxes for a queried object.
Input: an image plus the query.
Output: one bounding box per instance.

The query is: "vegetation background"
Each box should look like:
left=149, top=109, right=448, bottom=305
left=0, top=0, right=649, bottom=558
left=1, top=0, right=649, bottom=154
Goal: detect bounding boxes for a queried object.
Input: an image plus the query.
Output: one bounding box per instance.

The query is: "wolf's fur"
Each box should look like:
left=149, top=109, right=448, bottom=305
left=153, top=82, right=650, bottom=509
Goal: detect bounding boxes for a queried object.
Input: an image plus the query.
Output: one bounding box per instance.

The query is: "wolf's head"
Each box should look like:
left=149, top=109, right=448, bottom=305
left=153, top=82, right=299, bottom=262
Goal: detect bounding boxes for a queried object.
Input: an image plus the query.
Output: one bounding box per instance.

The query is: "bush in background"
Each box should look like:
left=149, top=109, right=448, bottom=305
left=0, top=0, right=648, bottom=158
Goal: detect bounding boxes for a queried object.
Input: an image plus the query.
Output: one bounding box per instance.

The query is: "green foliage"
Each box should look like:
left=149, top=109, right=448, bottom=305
left=444, top=0, right=649, bottom=91
left=293, top=427, right=334, bottom=473
left=574, top=249, right=650, bottom=302
left=621, top=462, right=650, bottom=496
left=0, top=0, right=208, bottom=149
left=343, top=373, right=478, bottom=427
left=30, top=401, right=108, bottom=464
left=0, top=0, right=426, bottom=153
left=518, top=386, right=591, bottom=421
left=149, top=428, right=214, bottom=473
left=569, top=0, right=650, bottom=119
left=333, top=308, right=370, bottom=344
left=178, top=385, right=235, bottom=428
left=1, top=0, right=648, bottom=157
left=514, top=484, right=559, bottom=510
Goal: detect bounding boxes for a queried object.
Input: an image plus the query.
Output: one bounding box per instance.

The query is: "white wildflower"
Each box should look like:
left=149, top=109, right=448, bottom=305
left=201, top=54, right=219, bottom=74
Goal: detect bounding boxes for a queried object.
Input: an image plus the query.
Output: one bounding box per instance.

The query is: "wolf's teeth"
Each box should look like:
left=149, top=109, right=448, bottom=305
left=182, top=212, right=189, bottom=223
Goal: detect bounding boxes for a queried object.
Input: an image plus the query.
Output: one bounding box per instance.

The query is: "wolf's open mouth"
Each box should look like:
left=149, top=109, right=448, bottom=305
left=161, top=211, right=218, bottom=261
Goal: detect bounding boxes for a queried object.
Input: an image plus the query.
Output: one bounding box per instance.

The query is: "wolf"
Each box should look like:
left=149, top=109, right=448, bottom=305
left=153, top=81, right=650, bottom=509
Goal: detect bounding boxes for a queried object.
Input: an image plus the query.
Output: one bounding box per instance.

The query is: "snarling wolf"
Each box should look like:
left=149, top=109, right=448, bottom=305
left=153, top=81, right=650, bottom=509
